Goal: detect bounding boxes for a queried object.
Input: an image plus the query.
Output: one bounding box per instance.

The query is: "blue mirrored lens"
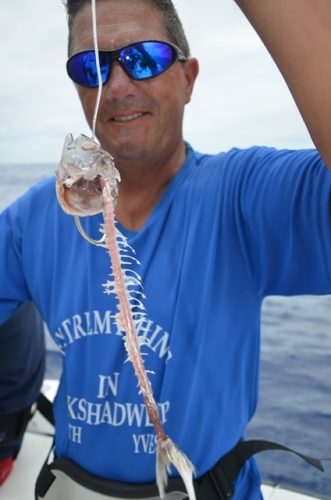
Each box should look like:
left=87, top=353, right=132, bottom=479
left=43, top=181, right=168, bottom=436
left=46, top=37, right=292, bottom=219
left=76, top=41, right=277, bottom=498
left=67, top=52, right=110, bottom=87
left=67, top=41, right=179, bottom=87
left=120, top=41, right=174, bottom=79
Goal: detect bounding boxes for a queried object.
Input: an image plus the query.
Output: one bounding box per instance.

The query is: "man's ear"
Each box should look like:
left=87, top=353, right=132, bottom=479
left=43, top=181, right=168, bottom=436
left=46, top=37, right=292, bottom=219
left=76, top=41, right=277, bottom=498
left=183, top=58, right=199, bottom=104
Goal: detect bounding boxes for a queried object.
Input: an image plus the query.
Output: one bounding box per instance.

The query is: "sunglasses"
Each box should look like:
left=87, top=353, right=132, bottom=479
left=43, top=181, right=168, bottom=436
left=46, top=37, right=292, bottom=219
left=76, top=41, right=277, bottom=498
left=66, top=40, right=188, bottom=88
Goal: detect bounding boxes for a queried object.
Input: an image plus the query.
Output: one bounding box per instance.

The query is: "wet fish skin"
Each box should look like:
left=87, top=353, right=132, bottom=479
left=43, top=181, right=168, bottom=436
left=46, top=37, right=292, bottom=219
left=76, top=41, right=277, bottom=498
left=56, top=133, right=120, bottom=216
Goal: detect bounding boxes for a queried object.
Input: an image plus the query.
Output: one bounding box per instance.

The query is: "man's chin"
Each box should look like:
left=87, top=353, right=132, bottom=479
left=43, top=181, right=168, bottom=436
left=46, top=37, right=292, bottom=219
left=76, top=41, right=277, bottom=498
left=100, top=139, right=149, bottom=163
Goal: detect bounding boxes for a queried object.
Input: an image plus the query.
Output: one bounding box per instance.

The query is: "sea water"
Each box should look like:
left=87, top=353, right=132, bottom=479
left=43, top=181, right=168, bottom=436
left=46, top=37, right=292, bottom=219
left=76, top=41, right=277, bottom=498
left=0, top=164, right=330, bottom=498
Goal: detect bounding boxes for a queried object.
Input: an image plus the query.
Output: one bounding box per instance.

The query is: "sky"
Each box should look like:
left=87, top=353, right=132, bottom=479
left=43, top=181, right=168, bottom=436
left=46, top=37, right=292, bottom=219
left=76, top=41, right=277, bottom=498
left=0, top=0, right=314, bottom=164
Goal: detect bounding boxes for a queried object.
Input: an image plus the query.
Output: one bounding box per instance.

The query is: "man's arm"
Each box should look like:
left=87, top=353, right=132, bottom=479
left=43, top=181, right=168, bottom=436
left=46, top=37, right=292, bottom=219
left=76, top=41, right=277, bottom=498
left=234, top=0, right=331, bottom=169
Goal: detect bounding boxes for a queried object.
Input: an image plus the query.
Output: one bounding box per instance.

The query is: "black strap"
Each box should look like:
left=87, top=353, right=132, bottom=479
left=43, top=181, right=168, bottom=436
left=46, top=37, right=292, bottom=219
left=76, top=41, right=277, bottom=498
left=34, top=441, right=56, bottom=499
left=35, top=393, right=325, bottom=499
left=196, top=439, right=325, bottom=499
left=219, top=439, right=324, bottom=481
left=36, top=393, right=55, bottom=426
left=35, top=439, right=324, bottom=500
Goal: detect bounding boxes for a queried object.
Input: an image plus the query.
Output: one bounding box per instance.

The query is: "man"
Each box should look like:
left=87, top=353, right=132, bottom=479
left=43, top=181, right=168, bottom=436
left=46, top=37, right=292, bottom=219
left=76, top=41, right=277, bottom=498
left=1, top=0, right=331, bottom=498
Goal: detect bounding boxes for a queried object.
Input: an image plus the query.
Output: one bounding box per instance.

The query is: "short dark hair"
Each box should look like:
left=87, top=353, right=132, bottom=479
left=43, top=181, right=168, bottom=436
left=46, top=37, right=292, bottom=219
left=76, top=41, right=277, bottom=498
left=63, top=0, right=190, bottom=57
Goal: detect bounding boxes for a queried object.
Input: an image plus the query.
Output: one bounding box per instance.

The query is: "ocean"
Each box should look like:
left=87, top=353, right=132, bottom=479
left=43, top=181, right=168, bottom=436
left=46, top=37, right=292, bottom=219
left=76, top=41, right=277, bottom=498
left=0, top=164, right=330, bottom=498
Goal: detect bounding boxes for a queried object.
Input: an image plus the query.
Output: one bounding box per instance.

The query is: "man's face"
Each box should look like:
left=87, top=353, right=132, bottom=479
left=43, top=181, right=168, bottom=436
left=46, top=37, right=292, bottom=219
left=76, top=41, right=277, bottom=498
left=70, top=0, right=198, bottom=166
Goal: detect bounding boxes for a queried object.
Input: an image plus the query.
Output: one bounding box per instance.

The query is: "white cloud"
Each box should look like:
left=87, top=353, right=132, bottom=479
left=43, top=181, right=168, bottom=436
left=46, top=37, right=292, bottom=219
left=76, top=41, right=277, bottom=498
left=0, top=0, right=313, bottom=163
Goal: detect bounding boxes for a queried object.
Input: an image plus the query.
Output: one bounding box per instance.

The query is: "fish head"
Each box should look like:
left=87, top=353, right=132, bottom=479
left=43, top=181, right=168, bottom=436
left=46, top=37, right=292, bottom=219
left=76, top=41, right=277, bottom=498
left=56, top=133, right=120, bottom=216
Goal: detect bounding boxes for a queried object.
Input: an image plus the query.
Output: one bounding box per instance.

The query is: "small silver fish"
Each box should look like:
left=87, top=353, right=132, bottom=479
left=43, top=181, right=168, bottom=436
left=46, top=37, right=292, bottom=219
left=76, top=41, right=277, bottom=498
left=55, top=134, right=196, bottom=500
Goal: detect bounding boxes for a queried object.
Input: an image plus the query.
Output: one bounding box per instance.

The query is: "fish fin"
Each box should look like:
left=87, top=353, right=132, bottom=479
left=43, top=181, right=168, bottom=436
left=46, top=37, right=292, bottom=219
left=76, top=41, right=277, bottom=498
left=115, top=312, right=126, bottom=332
left=156, top=437, right=196, bottom=500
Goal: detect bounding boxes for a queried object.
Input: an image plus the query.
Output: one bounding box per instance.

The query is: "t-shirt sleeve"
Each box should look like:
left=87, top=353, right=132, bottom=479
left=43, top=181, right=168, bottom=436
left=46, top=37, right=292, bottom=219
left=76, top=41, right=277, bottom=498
left=227, top=147, right=331, bottom=296
left=0, top=200, right=31, bottom=324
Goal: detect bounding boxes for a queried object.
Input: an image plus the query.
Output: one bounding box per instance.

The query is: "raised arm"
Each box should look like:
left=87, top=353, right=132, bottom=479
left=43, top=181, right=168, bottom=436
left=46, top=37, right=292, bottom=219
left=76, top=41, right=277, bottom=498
left=234, top=0, right=331, bottom=169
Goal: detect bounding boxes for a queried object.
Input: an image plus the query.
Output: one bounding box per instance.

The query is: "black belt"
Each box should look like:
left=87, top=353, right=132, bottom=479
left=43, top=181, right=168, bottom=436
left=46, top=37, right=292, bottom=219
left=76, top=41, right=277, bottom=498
left=35, top=394, right=324, bottom=499
left=35, top=439, right=324, bottom=499
left=195, top=439, right=324, bottom=499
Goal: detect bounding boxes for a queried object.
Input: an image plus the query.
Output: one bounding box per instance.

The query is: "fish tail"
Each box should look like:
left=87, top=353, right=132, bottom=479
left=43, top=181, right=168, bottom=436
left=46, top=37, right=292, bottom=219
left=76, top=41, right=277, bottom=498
left=156, top=437, right=196, bottom=500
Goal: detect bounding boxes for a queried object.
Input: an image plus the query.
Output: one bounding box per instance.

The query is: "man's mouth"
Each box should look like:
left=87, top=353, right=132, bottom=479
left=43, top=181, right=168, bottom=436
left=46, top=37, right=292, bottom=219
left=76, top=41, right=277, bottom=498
left=111, top=112, right=145, bottom=123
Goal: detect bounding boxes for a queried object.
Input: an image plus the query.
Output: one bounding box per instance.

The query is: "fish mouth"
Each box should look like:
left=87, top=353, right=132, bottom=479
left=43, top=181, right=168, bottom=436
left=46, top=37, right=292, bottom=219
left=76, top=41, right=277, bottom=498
left=67, top=176, right=102, bottom=195
left=57, top=175, right=104, bottom=216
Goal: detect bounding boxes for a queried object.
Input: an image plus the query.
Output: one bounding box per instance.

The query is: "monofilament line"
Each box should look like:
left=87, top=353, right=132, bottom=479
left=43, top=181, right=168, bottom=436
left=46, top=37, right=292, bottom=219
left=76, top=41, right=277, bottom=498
left=91, top=0, right=102, bottom=140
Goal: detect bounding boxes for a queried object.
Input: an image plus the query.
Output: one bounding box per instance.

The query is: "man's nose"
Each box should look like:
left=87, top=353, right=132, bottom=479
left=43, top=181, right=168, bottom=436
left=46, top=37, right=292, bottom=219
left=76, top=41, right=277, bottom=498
left=103, top=61, right=136, bottom=98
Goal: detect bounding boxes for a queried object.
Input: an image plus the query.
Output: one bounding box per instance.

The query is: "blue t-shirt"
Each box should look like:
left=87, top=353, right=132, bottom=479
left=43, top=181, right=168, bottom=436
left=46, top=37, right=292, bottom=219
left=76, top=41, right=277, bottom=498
left=1, top=145, right=331, bottom=499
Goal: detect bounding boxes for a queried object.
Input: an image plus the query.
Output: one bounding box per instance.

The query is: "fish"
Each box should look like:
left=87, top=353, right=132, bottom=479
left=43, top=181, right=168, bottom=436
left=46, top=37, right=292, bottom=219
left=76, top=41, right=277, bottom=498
left=56, top=133, right=196, bottom=500
left=55, top=133, right=120, bottom=216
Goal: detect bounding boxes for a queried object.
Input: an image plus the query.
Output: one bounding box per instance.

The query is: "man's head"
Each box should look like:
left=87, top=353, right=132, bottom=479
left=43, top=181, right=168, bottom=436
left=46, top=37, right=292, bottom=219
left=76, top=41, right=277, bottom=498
left=64, top=0, right=190, bottom=57
left=63, top=0, right=199, bottom=171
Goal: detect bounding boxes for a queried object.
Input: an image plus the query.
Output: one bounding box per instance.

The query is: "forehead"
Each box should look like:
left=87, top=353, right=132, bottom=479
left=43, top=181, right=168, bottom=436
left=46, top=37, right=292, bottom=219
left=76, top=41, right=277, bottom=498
left=70, top=0, right=168, bottom=53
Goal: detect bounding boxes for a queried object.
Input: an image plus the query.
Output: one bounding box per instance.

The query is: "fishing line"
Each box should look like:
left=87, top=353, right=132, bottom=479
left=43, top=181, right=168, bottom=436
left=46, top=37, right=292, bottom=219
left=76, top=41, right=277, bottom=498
left=91, top=0, right=102, bottom=140
left=73, top=0, right=103, bottom=238
left=77, top=0, right=117, bottom=242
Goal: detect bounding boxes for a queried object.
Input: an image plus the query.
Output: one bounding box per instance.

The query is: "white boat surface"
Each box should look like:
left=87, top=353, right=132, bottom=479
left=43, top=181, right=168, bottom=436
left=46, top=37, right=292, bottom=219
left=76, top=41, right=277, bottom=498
left=0, top=380, right=325, bottom=500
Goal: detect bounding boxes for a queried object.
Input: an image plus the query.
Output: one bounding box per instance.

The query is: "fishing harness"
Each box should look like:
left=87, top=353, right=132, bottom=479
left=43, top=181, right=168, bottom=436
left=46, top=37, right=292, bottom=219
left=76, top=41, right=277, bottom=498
left=32, top=393, right=324, bottom=500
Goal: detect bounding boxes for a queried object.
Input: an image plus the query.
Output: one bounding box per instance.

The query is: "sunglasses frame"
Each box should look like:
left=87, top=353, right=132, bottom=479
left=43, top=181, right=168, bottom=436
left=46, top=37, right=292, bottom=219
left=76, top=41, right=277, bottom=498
left=66, top=39, right=188, bottom=88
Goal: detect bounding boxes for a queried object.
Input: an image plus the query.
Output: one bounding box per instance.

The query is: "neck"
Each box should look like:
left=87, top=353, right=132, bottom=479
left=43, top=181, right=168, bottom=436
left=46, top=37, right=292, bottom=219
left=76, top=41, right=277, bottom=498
left=114, top=141, right=186, bottom=231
